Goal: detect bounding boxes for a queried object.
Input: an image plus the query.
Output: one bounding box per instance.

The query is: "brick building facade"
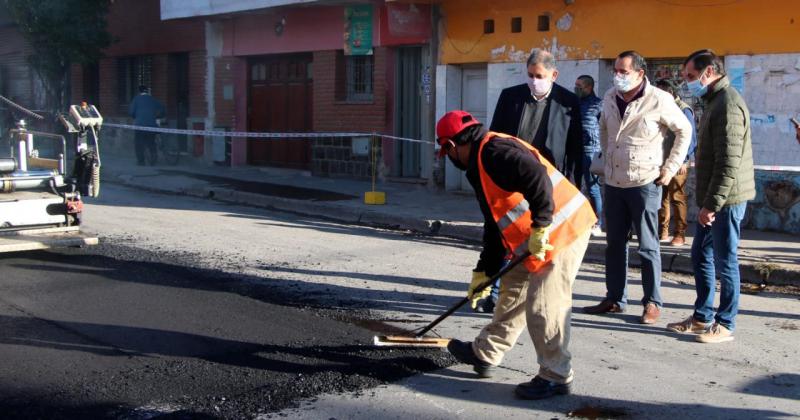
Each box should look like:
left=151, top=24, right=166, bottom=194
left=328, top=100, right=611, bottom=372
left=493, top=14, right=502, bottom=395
left=60, top=0, right=434, bottom=179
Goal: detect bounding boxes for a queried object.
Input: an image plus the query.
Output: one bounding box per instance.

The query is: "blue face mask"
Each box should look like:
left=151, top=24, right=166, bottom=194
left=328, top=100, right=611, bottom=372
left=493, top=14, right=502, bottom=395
left=686, top=79, right=707, bottom=97
left=686, top=70, right=709, bottom=97
left=614, top=73, right=636, bottom=93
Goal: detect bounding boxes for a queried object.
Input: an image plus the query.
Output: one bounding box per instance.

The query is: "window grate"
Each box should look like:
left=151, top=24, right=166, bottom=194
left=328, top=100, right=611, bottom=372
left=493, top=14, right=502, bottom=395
left=345, top=55, right=374, bottom=102
left=117, top=55, right=153, bottom=112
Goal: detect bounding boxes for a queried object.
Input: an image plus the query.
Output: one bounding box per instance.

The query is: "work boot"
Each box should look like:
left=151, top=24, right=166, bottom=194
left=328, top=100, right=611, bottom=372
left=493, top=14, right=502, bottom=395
left=670, top=234, right=686, bottom=247
left=640, top=303, right=661, bottom=324
left=583, top=299, right=625, bottom=314
left=666, top=316, right=711, bottom=334
left=446, top=339, right=494, bottom=378
left=515, top=376, right=571, bottom=400
left=696, top=323, right=734, bottom=343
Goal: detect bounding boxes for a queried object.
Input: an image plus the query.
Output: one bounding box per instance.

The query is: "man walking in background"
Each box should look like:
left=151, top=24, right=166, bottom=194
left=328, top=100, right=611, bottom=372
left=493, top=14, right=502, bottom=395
left=575, top=75, right=604, bottom=236
left=129, top=85, right=165, bottom=166
left=654, top=78, right=697, bottom=247
left=667, top=50, right=755, bottom=343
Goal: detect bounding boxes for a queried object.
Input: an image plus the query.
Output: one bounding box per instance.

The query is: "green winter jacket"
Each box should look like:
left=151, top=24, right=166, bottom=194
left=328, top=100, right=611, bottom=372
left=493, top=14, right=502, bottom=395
left=695, top=76, right=756, bottom=211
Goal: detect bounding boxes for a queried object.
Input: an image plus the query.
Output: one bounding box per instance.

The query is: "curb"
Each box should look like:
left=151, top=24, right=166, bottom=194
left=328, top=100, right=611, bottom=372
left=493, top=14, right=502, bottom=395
left=105, top=172, right=797, bottom=288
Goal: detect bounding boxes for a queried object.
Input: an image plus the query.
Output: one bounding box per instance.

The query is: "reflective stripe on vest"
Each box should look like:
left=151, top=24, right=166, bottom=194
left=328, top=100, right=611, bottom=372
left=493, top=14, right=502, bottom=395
left=551, top=192, right=590, bottom=231
left=497, top=171, right=565, bottom=231
left=477, top=131, right=598, bottom=271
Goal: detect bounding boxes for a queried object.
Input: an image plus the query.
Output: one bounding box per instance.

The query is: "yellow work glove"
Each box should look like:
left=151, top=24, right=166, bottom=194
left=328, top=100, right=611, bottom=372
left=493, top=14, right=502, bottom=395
left=468, top=271, right=492, bottom=310
left=528, top=225, right=555, bottom=261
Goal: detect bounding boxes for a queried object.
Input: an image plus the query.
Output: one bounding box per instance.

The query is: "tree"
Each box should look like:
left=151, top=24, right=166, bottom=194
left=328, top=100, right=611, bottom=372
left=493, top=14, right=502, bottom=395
left=3, top=0, right=113, bottom=113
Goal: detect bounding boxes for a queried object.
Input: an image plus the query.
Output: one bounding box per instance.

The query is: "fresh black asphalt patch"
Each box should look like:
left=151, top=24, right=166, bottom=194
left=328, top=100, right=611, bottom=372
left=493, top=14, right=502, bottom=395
left=0, top=244, right=454, bottom=419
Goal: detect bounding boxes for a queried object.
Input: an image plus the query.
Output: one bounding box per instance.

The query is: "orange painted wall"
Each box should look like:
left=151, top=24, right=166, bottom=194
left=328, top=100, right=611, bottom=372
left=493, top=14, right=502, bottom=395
left=439, top=0, right=800, bottom=64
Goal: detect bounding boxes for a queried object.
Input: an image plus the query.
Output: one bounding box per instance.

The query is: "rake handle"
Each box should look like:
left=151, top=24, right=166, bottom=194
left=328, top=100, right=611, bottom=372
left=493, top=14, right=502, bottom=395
left=415, top=251, right=531, bottom=338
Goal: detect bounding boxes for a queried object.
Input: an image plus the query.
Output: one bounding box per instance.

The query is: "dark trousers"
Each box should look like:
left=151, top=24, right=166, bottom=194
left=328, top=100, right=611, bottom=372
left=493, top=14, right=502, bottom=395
left=135, top=131, right=157, bottom=165
left=604, top=183, right=663, bottom=309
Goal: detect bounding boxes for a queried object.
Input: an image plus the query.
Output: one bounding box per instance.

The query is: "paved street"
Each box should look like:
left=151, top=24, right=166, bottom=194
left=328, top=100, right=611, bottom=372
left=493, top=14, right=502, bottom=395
left=1, top=184, right=798, bottom=419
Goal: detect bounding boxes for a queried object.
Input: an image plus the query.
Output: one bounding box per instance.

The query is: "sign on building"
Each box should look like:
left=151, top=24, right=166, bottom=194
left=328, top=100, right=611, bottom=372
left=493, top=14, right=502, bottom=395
left=344, top=5, right=373, bottom=56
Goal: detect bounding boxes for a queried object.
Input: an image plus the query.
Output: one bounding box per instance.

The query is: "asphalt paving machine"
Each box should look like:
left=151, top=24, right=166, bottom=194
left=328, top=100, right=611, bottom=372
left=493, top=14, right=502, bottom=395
left=0, top=99, right=102, bottom=253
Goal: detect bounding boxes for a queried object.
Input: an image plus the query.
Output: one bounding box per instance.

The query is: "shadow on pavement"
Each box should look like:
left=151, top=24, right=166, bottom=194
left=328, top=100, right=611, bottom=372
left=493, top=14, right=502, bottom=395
left=737, top=373, right=800, bottom=401
left=390, top=372, right=794, bottom=419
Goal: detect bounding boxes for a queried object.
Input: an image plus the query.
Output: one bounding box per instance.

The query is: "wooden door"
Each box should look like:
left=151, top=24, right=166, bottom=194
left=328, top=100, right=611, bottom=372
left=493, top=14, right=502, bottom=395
left=247, top=54, right=313, bottom=168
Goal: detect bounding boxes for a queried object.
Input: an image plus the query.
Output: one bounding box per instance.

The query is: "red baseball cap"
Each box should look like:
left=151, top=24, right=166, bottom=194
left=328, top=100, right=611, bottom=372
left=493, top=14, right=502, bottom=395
left=436, top=110, right=481, bottom=157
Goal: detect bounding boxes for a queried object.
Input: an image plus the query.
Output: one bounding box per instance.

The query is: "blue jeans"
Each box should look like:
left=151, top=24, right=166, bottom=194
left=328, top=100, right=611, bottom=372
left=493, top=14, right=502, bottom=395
left=489, top=259, right=511, bottom=303
left=691, top=202, right=746, bottom=331
left=604, top=183, right=663, bottom=309
left=581, top=152, right=603, bottom=228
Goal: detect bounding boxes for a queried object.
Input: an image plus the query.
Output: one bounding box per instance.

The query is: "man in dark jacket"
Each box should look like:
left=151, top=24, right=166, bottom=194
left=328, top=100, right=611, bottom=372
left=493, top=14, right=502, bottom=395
left=129, top=85, right=166, bottom=166
left=483, top=49, right=583, bottom=313
left=667, top=50, right=755, bottom=344
left=574, top=75, right=603, bottom=235
left=437, top=110, right=592, bottom=400
left=490, top=49, right=583, bottom=183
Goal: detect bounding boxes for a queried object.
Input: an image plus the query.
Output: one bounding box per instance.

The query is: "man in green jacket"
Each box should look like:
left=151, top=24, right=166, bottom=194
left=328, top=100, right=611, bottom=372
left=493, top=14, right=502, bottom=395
left=666, top=49, right=755, bottom=343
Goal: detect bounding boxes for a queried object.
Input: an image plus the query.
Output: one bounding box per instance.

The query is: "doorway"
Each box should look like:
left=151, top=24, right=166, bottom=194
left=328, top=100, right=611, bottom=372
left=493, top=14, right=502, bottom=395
left=168, top=53, right=190, bottom=153
left=394, top=46, right=422, bottom=178
left=445, top=65, right=486, bottom=192
left=247, top=53, right=313, bottom=169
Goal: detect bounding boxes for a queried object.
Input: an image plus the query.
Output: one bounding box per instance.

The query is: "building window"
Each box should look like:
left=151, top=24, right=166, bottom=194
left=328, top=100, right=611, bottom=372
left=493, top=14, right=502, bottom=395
left=647, top=58, right=704, bottom=119
left=251, top=63, right=267, bottom=82
left=337, top=52, right=374, bottom=102
left=117, top=55, right=153, bottom=112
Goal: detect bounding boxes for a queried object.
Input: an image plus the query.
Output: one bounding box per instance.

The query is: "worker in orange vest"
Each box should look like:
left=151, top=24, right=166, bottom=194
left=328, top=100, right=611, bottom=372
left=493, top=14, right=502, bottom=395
left=437, top=110, right=596, bottom=399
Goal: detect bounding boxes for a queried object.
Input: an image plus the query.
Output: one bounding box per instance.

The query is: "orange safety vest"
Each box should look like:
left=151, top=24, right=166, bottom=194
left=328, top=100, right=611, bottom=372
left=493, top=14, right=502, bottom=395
left=477, top=131, right=597, bottom=272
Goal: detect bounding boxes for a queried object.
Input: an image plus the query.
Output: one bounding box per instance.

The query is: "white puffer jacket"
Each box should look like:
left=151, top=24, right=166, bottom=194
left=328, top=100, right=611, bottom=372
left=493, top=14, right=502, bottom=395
left=599, top=79, right=691, bottom=188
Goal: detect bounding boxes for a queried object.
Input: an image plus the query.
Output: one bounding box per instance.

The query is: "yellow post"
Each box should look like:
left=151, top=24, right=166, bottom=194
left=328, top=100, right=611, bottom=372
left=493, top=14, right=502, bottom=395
left=364, top=134, right=386, bottom=205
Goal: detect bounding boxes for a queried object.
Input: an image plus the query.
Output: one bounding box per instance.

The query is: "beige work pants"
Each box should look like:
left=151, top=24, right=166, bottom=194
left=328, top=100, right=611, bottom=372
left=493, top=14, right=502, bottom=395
left=658, top=169, right=689, bottom=237
left=472, top=231, right=590, bottom=384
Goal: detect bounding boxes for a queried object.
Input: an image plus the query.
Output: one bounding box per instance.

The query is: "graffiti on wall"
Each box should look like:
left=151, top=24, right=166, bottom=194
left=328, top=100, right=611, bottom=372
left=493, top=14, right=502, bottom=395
left=743, top=170, right=800, bottom=234
left=683, top=169, right=800, bottom=235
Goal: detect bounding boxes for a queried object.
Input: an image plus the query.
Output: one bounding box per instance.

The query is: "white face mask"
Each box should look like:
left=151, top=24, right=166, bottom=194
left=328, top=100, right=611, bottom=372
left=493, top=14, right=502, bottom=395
left=614, top=72, right=639, bottom=93
left=527, top=77, right=553, bottom=97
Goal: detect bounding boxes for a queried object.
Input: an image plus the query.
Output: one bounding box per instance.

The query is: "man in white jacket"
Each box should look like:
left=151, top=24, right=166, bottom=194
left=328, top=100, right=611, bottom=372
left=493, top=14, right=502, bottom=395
left=583, top=51, right=691, bottom=324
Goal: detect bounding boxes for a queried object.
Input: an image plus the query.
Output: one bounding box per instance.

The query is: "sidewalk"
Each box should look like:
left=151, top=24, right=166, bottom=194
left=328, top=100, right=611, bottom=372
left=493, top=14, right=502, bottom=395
left=100, top=153, right=800, bottom=287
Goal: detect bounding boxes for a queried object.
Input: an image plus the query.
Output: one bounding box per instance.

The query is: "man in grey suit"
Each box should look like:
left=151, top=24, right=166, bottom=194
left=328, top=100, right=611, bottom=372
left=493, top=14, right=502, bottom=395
left=490, top=49, right=583, bottom=182
left=478, top=49, right=583, bottom=313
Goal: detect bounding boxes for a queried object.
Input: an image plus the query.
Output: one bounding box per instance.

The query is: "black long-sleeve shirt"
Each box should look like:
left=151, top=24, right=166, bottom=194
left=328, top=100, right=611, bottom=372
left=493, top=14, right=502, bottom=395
left=465, top=134, right=554, bottom=276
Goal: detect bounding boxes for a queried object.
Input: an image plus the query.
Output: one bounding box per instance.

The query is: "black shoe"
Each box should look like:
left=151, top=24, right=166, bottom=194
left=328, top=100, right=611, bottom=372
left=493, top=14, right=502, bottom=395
left=514, top=376, right=571, bottom=400
left=446, top=339, right=494, bottom=378
left=478, top=296, right=496, bottom=313
left=582, top=299, right=625, bottom=314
